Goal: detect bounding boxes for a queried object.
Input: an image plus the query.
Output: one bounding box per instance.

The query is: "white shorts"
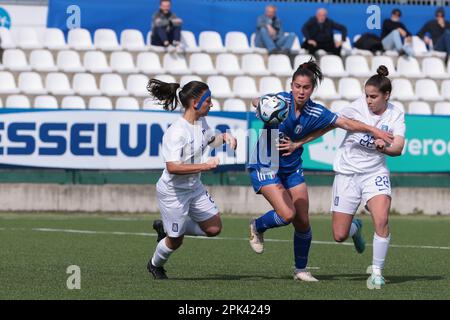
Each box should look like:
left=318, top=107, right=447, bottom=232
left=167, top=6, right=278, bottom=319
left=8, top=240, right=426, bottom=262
left=331, top=172, right=392, bottom=215
left=156, top=180, right=219, bottom=237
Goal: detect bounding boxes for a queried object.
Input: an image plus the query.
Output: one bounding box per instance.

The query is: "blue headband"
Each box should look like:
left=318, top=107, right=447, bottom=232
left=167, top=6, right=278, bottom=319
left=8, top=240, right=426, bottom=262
left=195, top=90, right=211, bottom=110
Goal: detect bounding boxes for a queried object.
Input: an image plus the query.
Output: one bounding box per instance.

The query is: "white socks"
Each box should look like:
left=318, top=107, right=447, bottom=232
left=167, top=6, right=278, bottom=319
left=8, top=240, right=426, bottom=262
left=349, top=221, right=358, bottom=237
left=151, top=238, right=174, bottom=267
left=372, top=233, right=391, bottom=274
left=184, top=218, right=206, bottom=236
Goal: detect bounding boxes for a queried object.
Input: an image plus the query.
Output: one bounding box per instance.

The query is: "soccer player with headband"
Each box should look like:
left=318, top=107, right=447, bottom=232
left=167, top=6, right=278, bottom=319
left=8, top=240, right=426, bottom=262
left=145, top=79, right=237, bottom=280
left=248, top=60, right=394, bottom=282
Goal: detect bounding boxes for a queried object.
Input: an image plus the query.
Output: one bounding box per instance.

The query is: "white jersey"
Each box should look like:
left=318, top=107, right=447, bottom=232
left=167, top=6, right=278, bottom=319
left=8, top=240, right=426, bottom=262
left=333, top=97, right=405, bottom=175
left=159, top=117, right=215, bottom=191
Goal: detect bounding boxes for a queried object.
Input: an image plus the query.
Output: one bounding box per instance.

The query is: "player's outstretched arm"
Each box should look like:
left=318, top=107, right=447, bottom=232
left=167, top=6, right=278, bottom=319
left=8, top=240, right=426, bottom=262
left=277, top=125, right=335, bottom=156
left=374, top=136, right=405, bottom=157
left=335, top=116, right=394, bottom=144
left=166, top=158, right=220, bottom=175
left=208, top=133, right=237, bottom=150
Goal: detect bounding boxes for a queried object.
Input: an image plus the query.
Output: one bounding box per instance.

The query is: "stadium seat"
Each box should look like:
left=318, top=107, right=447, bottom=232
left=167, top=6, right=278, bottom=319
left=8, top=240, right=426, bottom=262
left=211, top=98, right=221, bottom=110
left=441, top=80, right=450, bottom=100
left=57, top=50, right=85, bottom=73
left=34, top=95, right=59, bottom=109
left=61, top=96, right=86, bottom=109
left=43, top=28, right=68, bottom=50
left=99, top=74, right=128, bottom=96
left=206, top=75, right=234, bottom=99
left=115, top=97, right=140, bottom=110
left=46, top=73, right=75, bottom=95
left=189, top=53, right=217, bottom=75
left=389, top=100, right=406, bottom=113
left=136, top=52, right=164, bottom=74
left=68, top=28, right=94, bottom=50
left=72, top=73, right=101, bottom=96
left=163, top=53, right=191, bottom=75
left=126, top=74, right=150, bottom=97
left=181, top=30, right=201, bottom=53
left=250, top=33, right=268, bottom=54
left=371, top=56, right=398, bottom=77
left=110, top=51, right=138, bottom=74
left=345, top=55, right=372, bottom=77
left=3, top=49, right=31, bottom=71
left=422, top=57, right=449, bottom=79
left=415, top=79, right=444, bottom=102
left=0, top=71, right=20, bottom=94
left=143, top=97, right=163, bottom=110
left=29, top=50, right=58, bottom=72
left=391, top=78, right=416, bottom=101
left=241, top=54, right=270, bottom=76
left=259, top=76, right=283, bottom=95
left=223, top=98, right=247, bottom=112
left=120, top=29, right=147, bottom=51
left=320, top=55, right=348, bottom=77
left=290, top=35, right=304, bottom=54
left=314, top=77, right=340, bottom=100
left=153, top=74, right=176, bottom=83
left=94, top=29, right=121, bottom=51
left=88, top=96, right=113, bottom=110
left=408, top=101, right=432, bottom=115
left=179, top=75, right=202, bottom=87
left=225, top=31, right=252, bottom=53
left=338, top=77, right=362, bottom=100
left=215, top=53, right=243, bottom=76
left=334, top=34, right=352, bottom=54
left=285, top=78, right=292, bottom=91
left=83, top=51, right=112, bottom=73
left=18, top=72, right=47, bottom=95
left=5, top=95, right=31, bottom=108
left=0, top=27, right=16, bottom=49
left=199, top=31, right=226, bottom=53
left=293, top=54, right=315, bottom=70
left=433, top=102, right=450, bottom=115
left=233, top=76, right=259, bottom=99
left=397, top=57, right=423, bottom=78
left=330, top=100, right=350, bottom=112
left=16, top=28, right=42, bottom=49
left=411, top=36, right=430, bottom=57
left=268, top=54, right=293, bottom=77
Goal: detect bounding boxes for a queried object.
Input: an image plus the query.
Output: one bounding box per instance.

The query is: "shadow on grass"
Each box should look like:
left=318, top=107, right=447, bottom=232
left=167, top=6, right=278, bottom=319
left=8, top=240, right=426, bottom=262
left=317, top=274, right=444, bottom=284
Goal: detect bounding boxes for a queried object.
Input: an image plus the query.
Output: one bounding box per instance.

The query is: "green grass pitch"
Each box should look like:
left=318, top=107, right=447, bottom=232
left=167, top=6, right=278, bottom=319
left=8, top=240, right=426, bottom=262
left=1, top=213, right=449, bottom=300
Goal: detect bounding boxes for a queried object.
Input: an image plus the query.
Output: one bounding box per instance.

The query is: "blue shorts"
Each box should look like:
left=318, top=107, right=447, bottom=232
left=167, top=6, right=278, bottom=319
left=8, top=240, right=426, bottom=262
left=249, top=168, right=305, bottom=194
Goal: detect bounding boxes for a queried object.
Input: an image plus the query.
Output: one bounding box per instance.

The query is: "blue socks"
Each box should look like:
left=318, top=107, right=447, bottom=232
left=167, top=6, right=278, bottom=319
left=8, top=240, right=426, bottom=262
left=255, top=210, right=289, bottom=233
left=294, top=227, right=312, bottom=270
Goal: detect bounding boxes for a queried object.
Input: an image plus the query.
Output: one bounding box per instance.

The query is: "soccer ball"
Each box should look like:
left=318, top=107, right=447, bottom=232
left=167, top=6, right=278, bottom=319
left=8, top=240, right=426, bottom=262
left=257, top=94, right=289, bottom=125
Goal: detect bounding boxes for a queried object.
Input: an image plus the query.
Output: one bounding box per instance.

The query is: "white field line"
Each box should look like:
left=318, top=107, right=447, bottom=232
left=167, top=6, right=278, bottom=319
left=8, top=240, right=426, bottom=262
left=4, top=227, right=444, bottom=251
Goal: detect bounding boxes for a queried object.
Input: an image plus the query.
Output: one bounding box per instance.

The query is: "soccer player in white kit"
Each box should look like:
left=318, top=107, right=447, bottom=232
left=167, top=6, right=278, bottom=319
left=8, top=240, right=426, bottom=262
left=298, top=66, right=405, bottom=287
left=145, top=79, right=237, bottom=280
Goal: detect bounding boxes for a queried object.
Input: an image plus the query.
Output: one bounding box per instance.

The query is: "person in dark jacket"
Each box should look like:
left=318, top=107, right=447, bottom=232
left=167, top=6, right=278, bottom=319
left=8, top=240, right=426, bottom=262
left=254, top=5, right=296, bottom=55
left=417, top=7, right=450, bottom=56
left=151, top=0, right=183, bottom=50
left=301, top=8, right=347, bottom=56
left=381, top=8, right=413, bottom=57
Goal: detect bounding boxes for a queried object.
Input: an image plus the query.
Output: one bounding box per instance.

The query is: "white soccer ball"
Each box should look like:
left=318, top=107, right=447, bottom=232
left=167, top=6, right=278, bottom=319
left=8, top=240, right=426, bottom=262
left=257, top=94, right=289, bottom=125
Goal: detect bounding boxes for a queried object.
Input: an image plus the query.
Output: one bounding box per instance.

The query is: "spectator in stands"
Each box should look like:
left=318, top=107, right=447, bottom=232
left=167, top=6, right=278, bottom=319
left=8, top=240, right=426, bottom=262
left=381, top=8, right=414, bottom=57
left=151, top=0, right=183, bottom=51
left=417, top=7, right=450, bottom=57
left=301, top=8, right=347, bottom=57
left=255, top=5, right=296, bottom=55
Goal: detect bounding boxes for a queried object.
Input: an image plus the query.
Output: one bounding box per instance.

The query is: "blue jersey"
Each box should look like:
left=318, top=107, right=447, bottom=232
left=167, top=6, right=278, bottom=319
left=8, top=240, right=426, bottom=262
left=248, top=92, right=338, bottom=174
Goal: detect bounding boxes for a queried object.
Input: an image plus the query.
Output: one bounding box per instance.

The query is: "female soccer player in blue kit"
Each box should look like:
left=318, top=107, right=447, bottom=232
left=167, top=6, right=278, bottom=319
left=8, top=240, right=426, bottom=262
left=248, top=60, right=394, bottom=281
